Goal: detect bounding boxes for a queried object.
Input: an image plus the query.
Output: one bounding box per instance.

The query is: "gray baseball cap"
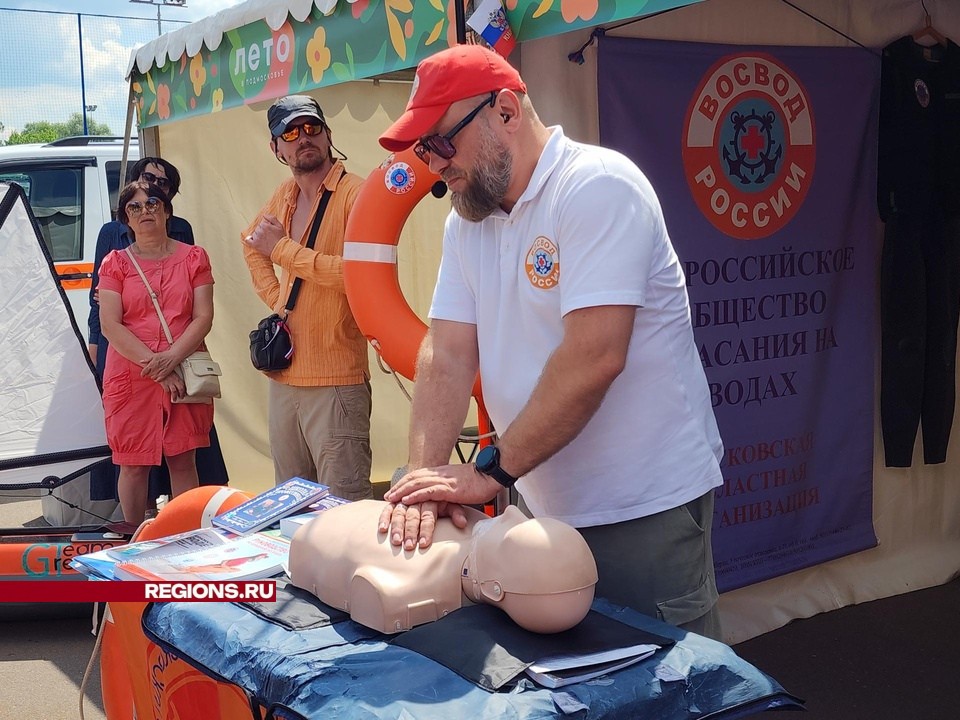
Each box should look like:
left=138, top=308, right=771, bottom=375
left=267, top=95, right=326, bottom=137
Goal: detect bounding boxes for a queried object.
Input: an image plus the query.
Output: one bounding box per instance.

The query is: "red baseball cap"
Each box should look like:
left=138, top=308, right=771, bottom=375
left=379, top=44, right=527, bottom=152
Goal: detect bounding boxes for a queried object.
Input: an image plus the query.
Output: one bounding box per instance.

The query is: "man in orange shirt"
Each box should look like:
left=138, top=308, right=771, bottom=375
left=242, top=95, right=372, bottom=500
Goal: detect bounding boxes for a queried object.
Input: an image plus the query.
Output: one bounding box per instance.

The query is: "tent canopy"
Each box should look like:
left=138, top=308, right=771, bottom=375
left=126, top=0, right=701, bottom=128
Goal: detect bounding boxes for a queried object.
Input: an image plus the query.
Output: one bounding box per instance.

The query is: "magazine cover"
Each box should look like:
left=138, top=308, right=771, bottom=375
left=212, top=477, right=329, bottom=535
left=114, top=532, right=290, bottom=582
left=106, top=527, right=232, bottom=562
left=72, top=528, right=233, bottom=580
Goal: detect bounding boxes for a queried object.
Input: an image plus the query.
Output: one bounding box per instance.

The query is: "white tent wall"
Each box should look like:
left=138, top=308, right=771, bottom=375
left=152, top=80, right=455, bottom=496
left=521, top=0, right=960, bottom=643
left=141, top=0, right=960, bottom=644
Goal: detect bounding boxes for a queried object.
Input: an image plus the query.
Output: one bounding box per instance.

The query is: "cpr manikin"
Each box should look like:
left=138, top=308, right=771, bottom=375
left=288, top=500, right=598, bottom=634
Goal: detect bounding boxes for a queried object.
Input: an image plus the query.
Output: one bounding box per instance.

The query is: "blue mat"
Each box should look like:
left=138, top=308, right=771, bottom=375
left=142, top=596, right=803, bottom=719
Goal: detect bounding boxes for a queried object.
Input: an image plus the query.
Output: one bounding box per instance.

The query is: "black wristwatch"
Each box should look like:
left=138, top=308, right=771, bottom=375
left=474, top=445, right=518, bottom=488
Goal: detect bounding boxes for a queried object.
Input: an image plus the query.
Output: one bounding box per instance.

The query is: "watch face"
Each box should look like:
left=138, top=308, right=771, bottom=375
left=475, top=445, right=498, bottom=471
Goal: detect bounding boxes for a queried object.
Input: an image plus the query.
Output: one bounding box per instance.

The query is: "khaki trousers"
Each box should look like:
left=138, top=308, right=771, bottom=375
left=268, top=381, right=373, bottom=500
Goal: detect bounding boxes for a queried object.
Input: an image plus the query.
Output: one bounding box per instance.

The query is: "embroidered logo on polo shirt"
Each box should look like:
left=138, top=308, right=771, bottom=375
left=525, top=236, right=560, bottom=289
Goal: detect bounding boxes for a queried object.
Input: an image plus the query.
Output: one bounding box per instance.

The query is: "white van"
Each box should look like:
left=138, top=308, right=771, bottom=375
left=0, top=136, right=139, bottom=328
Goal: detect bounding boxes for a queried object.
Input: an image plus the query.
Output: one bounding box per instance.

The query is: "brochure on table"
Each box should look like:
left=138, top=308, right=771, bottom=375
left=212, top=477, right=329, bottom=535
left=524, top=644, right=660, bottom=688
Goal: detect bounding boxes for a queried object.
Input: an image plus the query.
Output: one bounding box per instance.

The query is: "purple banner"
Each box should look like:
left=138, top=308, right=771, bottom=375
left=598, top=37, right=879, bottom=591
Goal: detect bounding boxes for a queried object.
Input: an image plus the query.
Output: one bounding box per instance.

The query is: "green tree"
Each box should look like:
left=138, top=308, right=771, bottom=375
left=7, top=113, right=113, bottom=145
left=7, top=122, right=59, bottom=145
left=62, top=112, right=113, bottom=137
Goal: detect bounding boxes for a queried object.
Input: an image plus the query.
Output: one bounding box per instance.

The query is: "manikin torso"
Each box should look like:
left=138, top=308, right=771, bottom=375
left=288, top=500, right=598, bottom=634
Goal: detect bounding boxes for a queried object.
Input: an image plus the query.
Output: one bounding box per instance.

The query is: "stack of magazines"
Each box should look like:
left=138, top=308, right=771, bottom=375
left=69, top=477, right=348, bottom=582
left=113, top=532, right=291, bottom=582
left=70, top=527, right=234, bottom=581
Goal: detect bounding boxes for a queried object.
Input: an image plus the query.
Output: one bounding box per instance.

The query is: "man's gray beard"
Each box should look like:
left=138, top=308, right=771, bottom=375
left=449, top=123, right=511, bottom=222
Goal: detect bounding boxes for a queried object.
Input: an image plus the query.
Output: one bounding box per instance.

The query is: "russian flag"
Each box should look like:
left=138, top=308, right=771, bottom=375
left=467, top=0, right=516, bottom=58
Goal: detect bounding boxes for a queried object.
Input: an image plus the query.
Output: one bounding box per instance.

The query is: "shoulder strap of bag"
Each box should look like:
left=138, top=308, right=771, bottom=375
left=283, top=186, right=333, bottom=314
left=124, top=246, right=176, bottom=347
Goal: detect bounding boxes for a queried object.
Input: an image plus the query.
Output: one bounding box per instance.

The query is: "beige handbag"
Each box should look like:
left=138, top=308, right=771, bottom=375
left=124, top=247, right=221, bottom=403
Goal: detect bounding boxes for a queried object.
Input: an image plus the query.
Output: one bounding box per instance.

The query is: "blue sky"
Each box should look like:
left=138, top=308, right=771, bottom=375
left=0, top=0, right=244, bottom=140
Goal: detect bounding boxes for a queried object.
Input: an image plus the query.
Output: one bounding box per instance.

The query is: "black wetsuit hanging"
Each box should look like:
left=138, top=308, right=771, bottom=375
left=877, top=35, right=960, bottom=467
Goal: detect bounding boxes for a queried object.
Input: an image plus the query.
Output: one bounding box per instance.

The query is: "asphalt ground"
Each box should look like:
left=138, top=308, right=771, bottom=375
left=0, top=606, right=105, bottom=720
left=735, top=575, right=960, bottom=719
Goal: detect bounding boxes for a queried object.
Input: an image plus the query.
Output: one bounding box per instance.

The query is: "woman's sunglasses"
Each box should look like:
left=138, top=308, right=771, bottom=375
left=277, top=122, right=325, bottom=143
left=126, top=197, right=163, bottom=217
left=140, top=171, right=170, bottom=190
left=414, top=92, right=497, bottom=162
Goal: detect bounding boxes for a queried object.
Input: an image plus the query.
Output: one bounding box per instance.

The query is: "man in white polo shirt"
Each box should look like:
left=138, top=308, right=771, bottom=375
left=379, top=45, right=725, bottom=638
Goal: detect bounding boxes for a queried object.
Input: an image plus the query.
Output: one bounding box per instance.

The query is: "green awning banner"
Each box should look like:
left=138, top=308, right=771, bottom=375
left=132, top=0, right=701, bottom=128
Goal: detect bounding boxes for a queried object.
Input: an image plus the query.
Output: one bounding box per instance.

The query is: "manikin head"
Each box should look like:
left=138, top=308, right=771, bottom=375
left=288, top=500, right=597, bottom=634
left=462, top=505, right=598, bottom=634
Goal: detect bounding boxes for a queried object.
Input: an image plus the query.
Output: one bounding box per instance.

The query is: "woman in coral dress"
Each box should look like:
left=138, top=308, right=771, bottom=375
left=98, top=180, right=215, bottom=524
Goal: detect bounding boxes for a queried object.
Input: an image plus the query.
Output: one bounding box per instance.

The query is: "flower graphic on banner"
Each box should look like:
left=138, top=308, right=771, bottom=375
left=531, top=0, right=553, bottom=18
left=385, top=0, right=414, bottom=60
left=307, top=26, right=332, bottom=82
left=561, top=0, right=597, bottom=22
left=352, top=0, right=370, bottom=19
left=190, top=54, right=207, bottom=96
left=143, top=73, right=157, bottom=117
left=420, top=0, right=444, bottom=45
left=212, top=88, right=224, bottom=112
left=157, top=84, right=171, bottom=120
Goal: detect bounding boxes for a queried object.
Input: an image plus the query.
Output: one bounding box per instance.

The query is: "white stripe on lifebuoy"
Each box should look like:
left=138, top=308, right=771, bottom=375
left=201, top=486, right=239, bottom=527
left=343, top=242, right=398, bottom=264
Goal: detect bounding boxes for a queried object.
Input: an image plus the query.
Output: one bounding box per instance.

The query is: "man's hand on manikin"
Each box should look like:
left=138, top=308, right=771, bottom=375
left=378, top=464, right=501, bottom=549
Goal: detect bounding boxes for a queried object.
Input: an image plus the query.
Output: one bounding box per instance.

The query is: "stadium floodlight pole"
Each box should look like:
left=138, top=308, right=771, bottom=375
left=78, top=15, right=90, bottom=135
left=129, top=0, right=188, bottom=37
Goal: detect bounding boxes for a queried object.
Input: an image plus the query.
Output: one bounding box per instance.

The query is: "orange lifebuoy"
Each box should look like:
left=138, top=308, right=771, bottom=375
left=343, top=148, right=485, bottom=403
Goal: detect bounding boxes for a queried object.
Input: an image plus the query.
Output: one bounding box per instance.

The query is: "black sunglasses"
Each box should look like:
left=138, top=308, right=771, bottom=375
left=414, top=92, right=497, bottom=162
left=140, top=170, right=170, bottom=190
